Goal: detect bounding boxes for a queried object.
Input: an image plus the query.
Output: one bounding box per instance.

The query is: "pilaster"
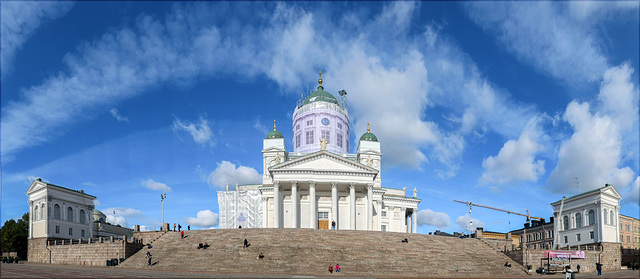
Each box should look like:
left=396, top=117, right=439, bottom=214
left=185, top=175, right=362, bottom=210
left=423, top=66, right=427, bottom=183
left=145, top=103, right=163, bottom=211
left=349, top=182, right=356, bottom=230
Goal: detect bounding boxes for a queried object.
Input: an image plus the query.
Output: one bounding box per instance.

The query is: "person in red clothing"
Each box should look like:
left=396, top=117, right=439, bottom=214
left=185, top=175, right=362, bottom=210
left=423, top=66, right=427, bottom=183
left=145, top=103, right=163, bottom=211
left=181, top=230, right=184, bottom=239
left=336, top=264, right=340, bottom=273
left=328, top=264, right=333, bottom=273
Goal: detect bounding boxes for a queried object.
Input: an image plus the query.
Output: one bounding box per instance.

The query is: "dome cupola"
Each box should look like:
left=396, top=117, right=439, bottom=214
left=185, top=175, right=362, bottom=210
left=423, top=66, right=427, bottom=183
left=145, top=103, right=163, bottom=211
left=359, top=122, right=378, bottom=142
left=265, top=120, right=284, bottom=139
left=302, top=71, right=338, bottom=105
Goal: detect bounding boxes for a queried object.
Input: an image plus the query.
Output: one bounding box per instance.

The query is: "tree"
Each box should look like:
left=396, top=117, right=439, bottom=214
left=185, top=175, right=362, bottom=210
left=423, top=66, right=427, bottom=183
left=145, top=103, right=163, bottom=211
left=0, top=213, right=29, bottom=257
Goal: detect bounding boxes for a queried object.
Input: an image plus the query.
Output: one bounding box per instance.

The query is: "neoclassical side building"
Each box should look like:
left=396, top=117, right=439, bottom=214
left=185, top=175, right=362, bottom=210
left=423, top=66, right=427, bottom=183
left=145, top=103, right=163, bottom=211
left=219, top=74, right=421, bottom=232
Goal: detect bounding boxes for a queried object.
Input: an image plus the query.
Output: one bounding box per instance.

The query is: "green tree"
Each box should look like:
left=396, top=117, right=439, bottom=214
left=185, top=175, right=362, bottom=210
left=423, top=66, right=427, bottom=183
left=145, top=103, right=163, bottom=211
left=0, top=213, right=29, bottom=256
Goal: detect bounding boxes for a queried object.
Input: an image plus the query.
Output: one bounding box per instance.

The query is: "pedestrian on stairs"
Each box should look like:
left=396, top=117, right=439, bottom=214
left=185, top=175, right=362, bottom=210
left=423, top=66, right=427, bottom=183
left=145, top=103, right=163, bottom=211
left=174, top=223, right=176, bottom=231
left=244, top=238, right=250, bottom=248
left=331, top=220, right=336, bottom=230
left=146, top=251, right=152, bottom=267
left=178, top=224, right=182, bottom=232
left=564, top=266, right=574, bottom=279
left=181, top=230, right=184, bottom=239
left=188, top=225, right=190, bottom=231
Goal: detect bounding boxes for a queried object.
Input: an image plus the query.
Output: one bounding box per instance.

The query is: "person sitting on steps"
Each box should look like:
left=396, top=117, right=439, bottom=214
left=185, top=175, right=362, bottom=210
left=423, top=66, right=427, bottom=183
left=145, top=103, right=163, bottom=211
left=198, top=243, right=203, bottom=249
left=504, top=262, right=511, bottom=269
left=401, top=238, right=408, bottom=243
left=203, top=242, right=210, bottom=249
left=258, top=252, right=264, bottom=260
left=244, top=238, right=250, bottom=248
left=328, top=264, right=333, bottom=273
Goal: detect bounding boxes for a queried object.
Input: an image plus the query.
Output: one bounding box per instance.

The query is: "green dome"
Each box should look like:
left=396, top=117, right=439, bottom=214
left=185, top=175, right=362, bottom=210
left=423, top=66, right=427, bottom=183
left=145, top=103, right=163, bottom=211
left=266, top=120, right=284, bottom=139
left=302, top=85, right=338, bottom=105
left=360, top=123, right=378, bottom=142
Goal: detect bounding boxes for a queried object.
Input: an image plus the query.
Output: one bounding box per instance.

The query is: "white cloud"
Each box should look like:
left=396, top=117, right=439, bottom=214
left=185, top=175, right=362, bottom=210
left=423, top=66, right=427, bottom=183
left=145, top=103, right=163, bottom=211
left=207, top=161, right=261, bottom=189
left=185, top=209, right=219, bottom=228
left=1, top=2, right=73, bottom=78
left=172, top=117, right=214, bottom=146
left=481, top=116, right=546, bottom=186
left=624, top=177, right=640, bottom=205
left=94, top=200, right=101, bottom=206
left=141, top=178, right=172, bottom=192
left=102, top=207, right=143, bottom=228
left=464, top=2, right=610, bottom=86
left=253, top=118, right=269, bottom=135
left=110, top=108, right=129, bottom=122
left=548, top=64, right=638, bottom=194
left=417, top=209, right=450, bottom=229
left=456, top=213, right=485, bottom=232
left=568, top=1, right=638, bottom=22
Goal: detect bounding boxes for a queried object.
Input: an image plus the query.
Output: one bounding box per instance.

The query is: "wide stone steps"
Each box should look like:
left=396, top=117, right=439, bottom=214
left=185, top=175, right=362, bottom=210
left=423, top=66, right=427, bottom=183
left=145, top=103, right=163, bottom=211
left=120, top=229, right=527, bottom=277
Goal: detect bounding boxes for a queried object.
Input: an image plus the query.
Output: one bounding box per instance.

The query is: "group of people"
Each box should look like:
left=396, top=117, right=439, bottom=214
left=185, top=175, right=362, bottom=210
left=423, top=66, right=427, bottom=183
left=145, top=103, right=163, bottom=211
left=563, top=262, right=603, bottom=278
left=173, top=223, right=190, bottom=232
left=197, top=242, right=210, bottom=249
left=328, top=264, right=341, bottom=273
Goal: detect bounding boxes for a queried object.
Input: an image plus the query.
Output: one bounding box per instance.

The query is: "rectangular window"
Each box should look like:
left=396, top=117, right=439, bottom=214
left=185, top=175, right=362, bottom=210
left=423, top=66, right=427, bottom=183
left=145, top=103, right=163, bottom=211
left=318, top=212, right=328, bottom=220
left=337, top=123, right=342, bottom=129
left=381, top=225, right=386, bottom=232
left=321, top=130, right=330, bottom=144
left=381, top=211, right=387, bottom=217
left=337, top=133, right=343, bottom=148
left=305, top=131, right=314, bottom=144
left=81, top=230, right=85, bottom=237
left=577, top=234, right=581, bottom=241
left=296, top=124, right=300, bottom=131
left=69, top=228, right=73, bottom=236
left=55, top=226, right=60, bottom=234
left=307, top=120, right=313, bottom=126
left=590, top=231, right=594, bottom=239
left=296, top=134, right=301, bottom=148
left=564, top=236, right=568, bottom=243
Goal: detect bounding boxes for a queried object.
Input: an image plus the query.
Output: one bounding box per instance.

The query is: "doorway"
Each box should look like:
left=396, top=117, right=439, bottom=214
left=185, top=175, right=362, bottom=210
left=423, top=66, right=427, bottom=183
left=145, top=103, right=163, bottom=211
left=318, top=212, right=329, bottom=230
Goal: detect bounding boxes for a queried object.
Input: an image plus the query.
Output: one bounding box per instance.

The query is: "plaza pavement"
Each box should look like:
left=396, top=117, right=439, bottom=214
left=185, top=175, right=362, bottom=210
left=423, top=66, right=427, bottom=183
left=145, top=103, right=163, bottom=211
left=1, top=262, right=638, bottom=278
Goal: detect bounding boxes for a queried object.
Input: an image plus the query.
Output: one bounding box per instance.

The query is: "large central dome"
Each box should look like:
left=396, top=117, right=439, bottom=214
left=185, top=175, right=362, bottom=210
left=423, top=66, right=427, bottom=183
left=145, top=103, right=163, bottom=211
left=292, top=72, right=350, bottom=154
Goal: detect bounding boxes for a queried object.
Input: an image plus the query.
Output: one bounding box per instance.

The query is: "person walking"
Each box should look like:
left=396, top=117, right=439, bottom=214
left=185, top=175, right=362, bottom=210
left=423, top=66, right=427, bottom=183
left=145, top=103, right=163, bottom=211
left=173, top=223, right=176, bottom=232
left=188, top=225, right=190, bottom=231
left=181, top=230, right=184, bottom=239
left=564, top=266, right=573, bottom=279
left=146, top=251, right=152, bottom=267
left=178, top=224, right=181, bottom=232
left=576, top=264, right=580, bottom=273
left=244, top=238, right=250, bottom=248
left=331, top=220, right=336, bottom=230
left=596, top=262, right=602, bottom=276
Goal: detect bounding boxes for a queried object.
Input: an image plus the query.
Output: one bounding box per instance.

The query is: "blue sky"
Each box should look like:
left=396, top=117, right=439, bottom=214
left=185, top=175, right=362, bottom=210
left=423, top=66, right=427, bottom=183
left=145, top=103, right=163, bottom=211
left=1, top=2, right=638, bottom=234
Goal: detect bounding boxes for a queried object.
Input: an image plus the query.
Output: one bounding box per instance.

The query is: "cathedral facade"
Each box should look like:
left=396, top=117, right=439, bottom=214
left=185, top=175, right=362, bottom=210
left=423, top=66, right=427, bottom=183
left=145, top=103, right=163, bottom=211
left=219, top=74, right=420, bottom=232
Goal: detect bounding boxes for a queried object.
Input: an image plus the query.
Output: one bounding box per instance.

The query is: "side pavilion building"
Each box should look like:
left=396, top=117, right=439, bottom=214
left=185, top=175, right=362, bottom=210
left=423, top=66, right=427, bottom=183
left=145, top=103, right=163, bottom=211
left=219, top=74, right=421, bottom=232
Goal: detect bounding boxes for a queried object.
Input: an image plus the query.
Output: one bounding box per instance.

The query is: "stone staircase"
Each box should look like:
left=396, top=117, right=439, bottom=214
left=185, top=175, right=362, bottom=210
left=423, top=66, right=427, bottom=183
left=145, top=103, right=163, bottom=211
left=119, top=229, right=527, bottom=277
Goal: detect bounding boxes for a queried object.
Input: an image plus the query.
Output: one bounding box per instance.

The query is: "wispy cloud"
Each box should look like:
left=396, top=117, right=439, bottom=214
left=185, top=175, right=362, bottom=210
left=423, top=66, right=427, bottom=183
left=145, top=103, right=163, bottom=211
left=172, top=117, right=214, bottom=146
left=141, top=178, right=172, bottom=192
left=456, top=213, right=485, bottom=232
left=207, top=161, right=261, bottom=189
left=110, top=108, right=129, bottom=122
left=1, top=1, right=74, bottom=78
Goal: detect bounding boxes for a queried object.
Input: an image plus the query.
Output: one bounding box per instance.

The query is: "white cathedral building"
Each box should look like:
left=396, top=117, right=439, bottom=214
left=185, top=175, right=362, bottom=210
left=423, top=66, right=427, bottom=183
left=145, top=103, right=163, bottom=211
left=219, top=74, right=421, bottom=232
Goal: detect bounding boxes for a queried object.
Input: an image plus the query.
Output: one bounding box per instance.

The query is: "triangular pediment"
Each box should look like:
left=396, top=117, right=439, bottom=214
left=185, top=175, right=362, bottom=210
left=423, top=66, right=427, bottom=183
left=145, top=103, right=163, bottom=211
left=270, top=150, right=377, bottom=174
left=602, top=185, right=622, bottom=200
left=26, top=180, right=46, bottom=195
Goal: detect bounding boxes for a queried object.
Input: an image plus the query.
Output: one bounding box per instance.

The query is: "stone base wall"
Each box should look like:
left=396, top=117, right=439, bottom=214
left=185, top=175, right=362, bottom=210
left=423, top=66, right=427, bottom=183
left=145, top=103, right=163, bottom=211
left=479, top=238, right=517, bottom=252
left=28, top=237, right=143, bottom=266
left=132, top=231, right=166, bottom=244
left=504, top=242, right=621, bottom=273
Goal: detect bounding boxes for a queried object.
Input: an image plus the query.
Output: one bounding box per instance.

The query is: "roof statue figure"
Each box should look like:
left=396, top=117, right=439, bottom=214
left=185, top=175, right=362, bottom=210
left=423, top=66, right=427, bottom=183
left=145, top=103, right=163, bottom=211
left=320, top=137, right=327, bottom=150
left=403, top=186, right=407, bottom=193
left=366, top=156, right=373, bottom=167
left=235, top=182, right=238, bottom=191
left=413, top=187, right=417, bottom=198
left=275, top=153, right=281, bottom=164
left=226, top=183, right=229, bottom=191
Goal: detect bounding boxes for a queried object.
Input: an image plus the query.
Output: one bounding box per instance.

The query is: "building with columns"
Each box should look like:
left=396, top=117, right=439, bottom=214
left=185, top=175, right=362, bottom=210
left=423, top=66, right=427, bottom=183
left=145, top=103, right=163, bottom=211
left=218, top=74, right=421, bottom=232
left=550, top=184, right=621, bottom=248
left=26, top=178, right=96, bottom=240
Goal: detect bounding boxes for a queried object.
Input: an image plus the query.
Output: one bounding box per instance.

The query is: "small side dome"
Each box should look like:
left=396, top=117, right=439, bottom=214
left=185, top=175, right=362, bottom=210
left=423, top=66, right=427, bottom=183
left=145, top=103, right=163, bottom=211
left=360, top=122, right=378, bottom=142
left=93, top=209, right=106, bottom=222
left=266, top=119, right=284, bottom=139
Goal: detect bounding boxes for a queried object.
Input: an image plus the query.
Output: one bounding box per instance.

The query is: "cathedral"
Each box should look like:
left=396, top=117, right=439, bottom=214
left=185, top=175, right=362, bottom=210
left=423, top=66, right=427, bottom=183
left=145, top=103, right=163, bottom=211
left=218, top=73, right=420, bottom=232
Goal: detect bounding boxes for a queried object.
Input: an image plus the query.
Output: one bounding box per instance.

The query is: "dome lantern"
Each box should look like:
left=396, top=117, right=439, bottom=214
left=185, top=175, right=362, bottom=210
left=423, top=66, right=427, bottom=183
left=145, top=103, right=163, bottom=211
left=265, top=119, right=284, bottom=139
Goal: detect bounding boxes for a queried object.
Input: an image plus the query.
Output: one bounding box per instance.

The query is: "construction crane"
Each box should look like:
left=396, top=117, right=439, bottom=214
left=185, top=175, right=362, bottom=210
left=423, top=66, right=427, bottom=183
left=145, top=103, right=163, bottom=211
left=454, top=199, right=544, bottom=269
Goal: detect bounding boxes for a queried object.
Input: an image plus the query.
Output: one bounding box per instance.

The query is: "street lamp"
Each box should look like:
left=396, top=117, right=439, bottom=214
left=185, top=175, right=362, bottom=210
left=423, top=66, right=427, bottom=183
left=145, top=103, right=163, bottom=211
left=161, top=193, right=166, bottom=229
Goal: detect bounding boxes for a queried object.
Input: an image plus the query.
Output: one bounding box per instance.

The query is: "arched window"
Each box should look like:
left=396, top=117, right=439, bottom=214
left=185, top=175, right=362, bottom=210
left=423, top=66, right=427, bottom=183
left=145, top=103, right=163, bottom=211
left=40, top=204, right=44, bottom=221
left=67, top=207, right=74, bottom=222
left=604, top=209, right=608, bottom=224
left=588, top=210, right=595, bottom=225
left=34, top=205, right=39, bottom=220
left=575, top=213, right=582, bottom=227
left=54, top=204, right=61, bottom=219
left=79, top=210, right=86, bottom=224
left=610, top=211, right=614, bottom=225
left=563, top=216, right=569, bottom=230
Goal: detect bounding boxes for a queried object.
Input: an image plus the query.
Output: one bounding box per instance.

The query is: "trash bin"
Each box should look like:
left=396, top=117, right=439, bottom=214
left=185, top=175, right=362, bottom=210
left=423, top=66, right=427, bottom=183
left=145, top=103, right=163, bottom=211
left=113, top=258, right=118, bottom=266
left=106, top=259, right=112, bottom=266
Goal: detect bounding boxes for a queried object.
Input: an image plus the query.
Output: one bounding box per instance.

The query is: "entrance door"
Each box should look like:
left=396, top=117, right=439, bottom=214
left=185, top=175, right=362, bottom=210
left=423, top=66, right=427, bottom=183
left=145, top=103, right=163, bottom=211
left=318, top=212, right=329, bottom=230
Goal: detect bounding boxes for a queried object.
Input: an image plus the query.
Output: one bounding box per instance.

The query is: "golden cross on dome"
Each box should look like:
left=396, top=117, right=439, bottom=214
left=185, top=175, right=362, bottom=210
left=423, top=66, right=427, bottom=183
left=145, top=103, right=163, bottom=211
left=273, top=119, right=277, bottom=131
left=367, top=122, right=370, bottom=133
left=318, top=71, right=323, bottom=86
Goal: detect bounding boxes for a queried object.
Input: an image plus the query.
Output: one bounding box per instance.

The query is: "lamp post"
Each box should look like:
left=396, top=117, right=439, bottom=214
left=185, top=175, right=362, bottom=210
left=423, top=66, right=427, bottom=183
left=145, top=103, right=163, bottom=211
left=161, top=193, right=166, bottom=229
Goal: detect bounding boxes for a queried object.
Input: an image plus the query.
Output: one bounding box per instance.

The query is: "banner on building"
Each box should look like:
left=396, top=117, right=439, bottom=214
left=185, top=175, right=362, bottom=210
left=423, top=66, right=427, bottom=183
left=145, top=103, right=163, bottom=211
left=544, top=250, right=585, bottom=259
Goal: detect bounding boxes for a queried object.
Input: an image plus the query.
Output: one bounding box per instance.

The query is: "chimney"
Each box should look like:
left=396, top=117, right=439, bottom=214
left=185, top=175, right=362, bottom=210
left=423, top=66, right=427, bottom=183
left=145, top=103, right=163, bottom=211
left=550, top=216, right=554, bottom=223
left=524, top=223, right=530, bottom=229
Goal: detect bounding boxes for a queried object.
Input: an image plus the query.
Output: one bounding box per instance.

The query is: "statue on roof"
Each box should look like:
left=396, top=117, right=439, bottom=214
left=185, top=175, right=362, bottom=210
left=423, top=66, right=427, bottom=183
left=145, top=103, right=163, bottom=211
left=413, top=187, right=417, bottom=198
left=366, top=156, right=373, bottom=167
left=275, top=153, right=281, bottom=164
left=226, top=183, right=229, bottom=191
left=403, top=186, right=407, bottom=193
left=320, top=137, right=327, bottom=150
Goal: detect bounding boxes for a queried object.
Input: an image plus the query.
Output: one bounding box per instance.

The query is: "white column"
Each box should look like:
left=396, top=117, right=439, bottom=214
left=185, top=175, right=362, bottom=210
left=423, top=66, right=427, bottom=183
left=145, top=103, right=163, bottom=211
left=412, top=209, right=417, bottom=233
left=291, top=180, right=298, bottom=228
left=367, top=184, right=373, bottom=231
left=262, top=197, right=268, bottom=228
left=597, top=204, right=603, bottom=242
left=331, top=181, right=338, bottom=230
left=349, top=182, right=356, bottom=230
left=274, top=181, right=280, bottom=228
left=388, top=206, right=394, bottom=232
left=377, top=201, right=382, bottom=231
left=615, top=206, right=620, bottom=243
left=401, top=208, right=407, bottom=233
left=28, top=201, right=33, bottom=239
left=309, top=181, right=317, bottom=229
